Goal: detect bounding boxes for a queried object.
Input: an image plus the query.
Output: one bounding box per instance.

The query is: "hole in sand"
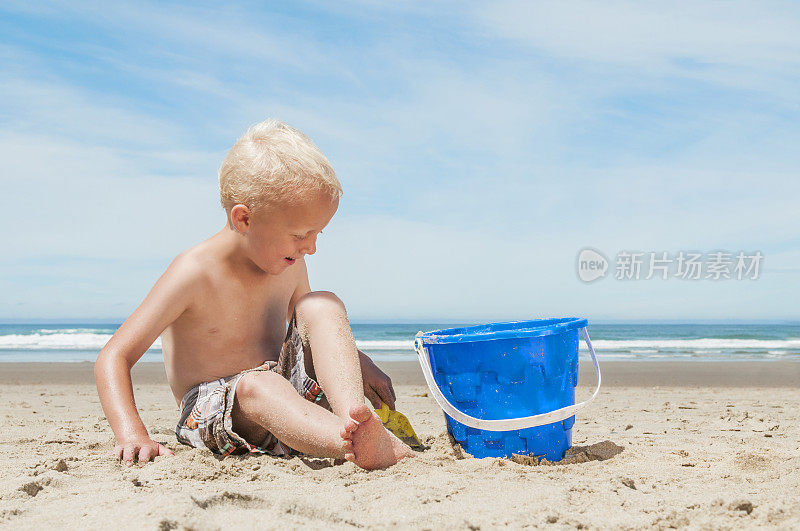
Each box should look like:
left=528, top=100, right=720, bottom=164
left=190, top=491, right=262, bottom=509
left=512, top=440, right=624, bottom=466
left=299, top=457, right=338, bottom=470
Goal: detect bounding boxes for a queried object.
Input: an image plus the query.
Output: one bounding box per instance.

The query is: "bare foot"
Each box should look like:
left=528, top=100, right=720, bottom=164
left=339, top=414, right=359, bottom=460
left=343, top=404, right=415, bottom=470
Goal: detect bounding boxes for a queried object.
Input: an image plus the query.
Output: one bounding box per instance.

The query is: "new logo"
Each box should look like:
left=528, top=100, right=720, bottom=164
left=576, top=248, right=609, bottom=283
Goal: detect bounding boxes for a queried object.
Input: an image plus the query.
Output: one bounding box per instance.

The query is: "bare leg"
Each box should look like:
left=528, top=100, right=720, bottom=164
left=295, top=291, right=364, bottom=417
left=231, top=370, right=357, bottom=458
left=294, top=291, right=415, bottom=469
left=232, top=370, right=411, bottom=468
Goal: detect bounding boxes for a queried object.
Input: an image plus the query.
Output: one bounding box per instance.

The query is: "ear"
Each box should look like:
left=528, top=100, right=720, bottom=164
left=230, top=204, right=252, bottom=233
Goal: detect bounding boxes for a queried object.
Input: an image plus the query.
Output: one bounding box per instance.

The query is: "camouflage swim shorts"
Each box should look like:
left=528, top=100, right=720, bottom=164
left=175, top=314, right=328, bottom=457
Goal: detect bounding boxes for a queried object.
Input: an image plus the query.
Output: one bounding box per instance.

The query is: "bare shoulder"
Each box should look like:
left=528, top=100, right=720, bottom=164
left=135, top=241, right=221, bottom=323
left=98, top=246, right=211, bottom=364
left=166, top=246, right=211, bottom=290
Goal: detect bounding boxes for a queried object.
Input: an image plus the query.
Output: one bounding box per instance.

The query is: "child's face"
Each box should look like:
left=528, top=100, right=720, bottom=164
left=244, top=191, right=339, bottom=275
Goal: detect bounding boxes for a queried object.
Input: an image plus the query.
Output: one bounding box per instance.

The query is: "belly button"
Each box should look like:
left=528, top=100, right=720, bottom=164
left=208, top=327, right=219, bottom=334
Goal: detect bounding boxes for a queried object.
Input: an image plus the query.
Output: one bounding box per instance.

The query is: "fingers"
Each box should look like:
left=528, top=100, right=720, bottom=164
left=138, top=445, right=154, bottom=464
left=115, top=441, right=174, bottom=466
left=157, top=443, right=174, bottom=457
left=121, top=445, right=136, bottom=466
left=365, top=380, right=396, bottom=410
left=376, top=382, right=396, bottom=410
left=364, top=387, right=382, bottom=409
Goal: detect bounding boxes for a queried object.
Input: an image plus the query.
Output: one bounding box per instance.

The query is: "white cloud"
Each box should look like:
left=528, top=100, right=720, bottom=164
left=476, top=1, right=800, bottom=69
left=0, top=73, right=224, bottom=261
left=0, top=77, right=186, bottom=151
left=1, top=1, right=797, bottom=320
left=0, top=131, right=222, bottom=260
left=2, top=0, right=331, bottom=72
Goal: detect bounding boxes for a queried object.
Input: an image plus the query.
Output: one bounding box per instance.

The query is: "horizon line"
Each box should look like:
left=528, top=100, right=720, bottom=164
left=1, top=318, right=798, bottom=326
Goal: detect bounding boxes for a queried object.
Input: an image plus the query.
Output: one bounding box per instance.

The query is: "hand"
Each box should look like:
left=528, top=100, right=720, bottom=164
left=359, top=351, right=396, bottom=410
left=114, top=434, right=174, bottom=466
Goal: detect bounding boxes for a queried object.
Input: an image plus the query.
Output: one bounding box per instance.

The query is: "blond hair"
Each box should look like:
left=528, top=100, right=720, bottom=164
left=219, top=119, right=342, bottom=214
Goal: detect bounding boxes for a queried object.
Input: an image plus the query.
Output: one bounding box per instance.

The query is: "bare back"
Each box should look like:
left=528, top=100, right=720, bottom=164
left=161, top=233, right=303, bottom=404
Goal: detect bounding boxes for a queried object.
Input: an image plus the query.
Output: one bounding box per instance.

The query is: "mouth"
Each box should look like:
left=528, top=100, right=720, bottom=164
left=284, top=257, right=296, bottom=265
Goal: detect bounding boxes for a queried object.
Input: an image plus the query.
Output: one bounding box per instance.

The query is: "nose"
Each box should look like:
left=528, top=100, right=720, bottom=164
left=300, top=235, right=317, bottom=256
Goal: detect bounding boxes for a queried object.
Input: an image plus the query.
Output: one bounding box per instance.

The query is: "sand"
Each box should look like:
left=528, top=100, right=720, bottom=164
left=0, top=361, right=798, bottom=529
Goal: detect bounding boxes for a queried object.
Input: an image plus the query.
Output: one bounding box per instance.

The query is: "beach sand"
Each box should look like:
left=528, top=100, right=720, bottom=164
left=1, top=361, right=798, bottom=529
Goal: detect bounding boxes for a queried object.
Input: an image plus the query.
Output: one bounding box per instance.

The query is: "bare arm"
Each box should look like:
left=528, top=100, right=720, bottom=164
left=287, top=260, right=395, bottom=409
left=94, top=254, right=198, bottom=465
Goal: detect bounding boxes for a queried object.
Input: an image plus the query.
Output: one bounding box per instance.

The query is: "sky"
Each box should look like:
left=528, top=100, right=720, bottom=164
left=0, top=1, right=798, bottom=322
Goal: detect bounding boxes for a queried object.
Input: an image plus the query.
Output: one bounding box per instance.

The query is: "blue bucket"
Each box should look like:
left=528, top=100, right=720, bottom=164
left=414, top=318, right=600, bottom=460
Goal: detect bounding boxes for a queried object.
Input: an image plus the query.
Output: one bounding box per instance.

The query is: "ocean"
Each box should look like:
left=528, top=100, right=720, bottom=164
left=0, top=322, right=798, bottom=363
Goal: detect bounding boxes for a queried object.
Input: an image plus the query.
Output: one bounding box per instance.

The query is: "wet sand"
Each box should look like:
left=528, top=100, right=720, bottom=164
left=2, top=360, right=798, bottom=388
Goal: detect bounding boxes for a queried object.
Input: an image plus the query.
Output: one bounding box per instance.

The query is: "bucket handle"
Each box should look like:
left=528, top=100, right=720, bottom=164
left=414, top=327, right=601, bottom=432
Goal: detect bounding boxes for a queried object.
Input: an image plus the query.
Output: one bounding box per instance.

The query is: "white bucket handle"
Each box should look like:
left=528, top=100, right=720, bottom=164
left=414, top=327, right=601, bottom=432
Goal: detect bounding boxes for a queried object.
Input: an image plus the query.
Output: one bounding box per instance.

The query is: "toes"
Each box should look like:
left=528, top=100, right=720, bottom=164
left=340, top=418, right=359, bottom=440
left=343, top=440, right=353, bottom=454
left=344, top=418, right=358, bottom=434
left=349, top=403, right=373, bottom=424
left=340, top=426, right=350, bottom=439
left=344, top=452, right=356, bottom=462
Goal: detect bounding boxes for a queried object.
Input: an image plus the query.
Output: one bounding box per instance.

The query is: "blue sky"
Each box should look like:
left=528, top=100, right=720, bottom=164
left=0, top=1, right=798, bottom=322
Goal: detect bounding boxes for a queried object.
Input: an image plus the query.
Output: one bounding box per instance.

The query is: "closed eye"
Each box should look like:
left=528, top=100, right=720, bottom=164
left=293, top=231, right=323, bottom=240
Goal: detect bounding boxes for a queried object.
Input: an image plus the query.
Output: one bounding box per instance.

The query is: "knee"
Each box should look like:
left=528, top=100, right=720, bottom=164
left=235, top=371, right=288, bottom=404
left=294, top=291, right=347, bottom=323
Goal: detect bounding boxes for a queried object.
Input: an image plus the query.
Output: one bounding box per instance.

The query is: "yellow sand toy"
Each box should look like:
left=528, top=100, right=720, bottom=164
left=375, top=403, right=422, bottom=449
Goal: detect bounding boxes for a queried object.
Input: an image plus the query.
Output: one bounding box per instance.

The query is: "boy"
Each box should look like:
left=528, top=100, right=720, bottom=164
left=95, top=119, right=415, bottom=470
